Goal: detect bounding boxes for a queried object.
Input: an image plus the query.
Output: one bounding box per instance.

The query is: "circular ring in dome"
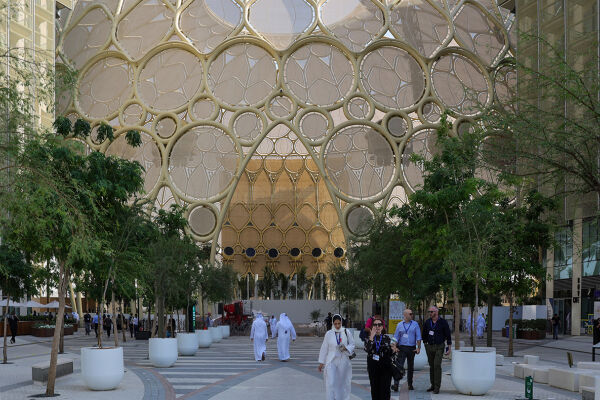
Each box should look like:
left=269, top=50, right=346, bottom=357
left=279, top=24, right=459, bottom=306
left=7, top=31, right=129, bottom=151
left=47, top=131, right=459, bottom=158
left=224, top=246, right=235, bottom=256
left=267, top=248, right=279, bottom=259
left=119, top=100, right=146, bottom=127
left=188, top=205, right=217, bottom=237
left=283, top=40, right=355, bottom=107
left=333, top=247, right=345, bottom=258
left=346, top=205, right=374, bottom=236
left=384, top=112, right=410, bottom=139
left=265, top=93, right=297, bottom=121
left=289, top=247, right=301, bottom=258
left=189, top=94, right=220, bottom=121
left=297, top=107, right=333, bottom=145
left=207, top=41, right=278, bottom=108
left=154, top=114, right=178, bottom=139
left=311, top=247, right=323, bottom=258
left=230, top=109, right=266, bottom=145
left=344, top=93, right=375, bottom=121
left=245, top=247, right=257, bottom=258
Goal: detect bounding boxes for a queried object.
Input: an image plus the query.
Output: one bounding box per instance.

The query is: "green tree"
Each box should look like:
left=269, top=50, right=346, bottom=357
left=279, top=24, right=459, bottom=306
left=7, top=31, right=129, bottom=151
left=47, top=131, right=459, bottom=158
left=0, top=244, right=40, bottom=363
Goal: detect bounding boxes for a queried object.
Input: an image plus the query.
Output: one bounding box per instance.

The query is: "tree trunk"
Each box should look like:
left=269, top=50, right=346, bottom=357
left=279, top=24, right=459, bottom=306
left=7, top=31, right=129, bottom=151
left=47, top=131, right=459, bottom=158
left=452, top=265, right=461, bottom=350
left=156, top=295, right=165, bottom=338
left=487, top=293, right=494, bottom=347
left=474, top=273, right=479, bottom=352
left=470, top=306, right=474, bottom=348
left=97, top=300, right=104, bottom=348
left=68, top=279, right=78, bottom=316
left=508, top=294, right=514, bottom=357
left=148, top=303, right=153, bottom=338
left=59, top=322, right=64, bottom=354
left=45, top=261, right=68, bottom=396
left=111, top=287, right=118, bottom=348
left=3, top=294, right=10, bottom=364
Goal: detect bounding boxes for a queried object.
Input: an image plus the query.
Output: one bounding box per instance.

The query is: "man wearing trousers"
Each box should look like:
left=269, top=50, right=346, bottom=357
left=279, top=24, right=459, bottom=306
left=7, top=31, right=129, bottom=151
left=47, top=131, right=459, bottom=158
left=422, top=306, right=452, bottom=394
left=392, top=309, right=421, bottom=391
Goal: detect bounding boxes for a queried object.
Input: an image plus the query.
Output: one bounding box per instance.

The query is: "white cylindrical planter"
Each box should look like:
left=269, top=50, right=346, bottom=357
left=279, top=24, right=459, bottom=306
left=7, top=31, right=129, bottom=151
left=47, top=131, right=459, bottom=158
left=177, top=333, right=198, bottom=356
left=353, top=330, right=362, bottom=344
left=81, top=347, right=124, bottom=390
left=220, top=325, right=230, bottom=338
left=210, top=326, right=222, bottom=342
left=149, top=338, right=178, bottom=368
left=451, top=348, right=496, bottom=395
left=404, top=347, right=428, bottom=370
left=196, top=329, right=212, bottom=348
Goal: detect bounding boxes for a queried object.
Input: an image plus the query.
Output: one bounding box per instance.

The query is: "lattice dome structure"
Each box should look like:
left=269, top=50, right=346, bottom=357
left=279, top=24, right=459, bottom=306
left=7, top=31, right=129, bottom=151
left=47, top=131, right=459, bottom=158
left=55, top=0, right=516, bottom=279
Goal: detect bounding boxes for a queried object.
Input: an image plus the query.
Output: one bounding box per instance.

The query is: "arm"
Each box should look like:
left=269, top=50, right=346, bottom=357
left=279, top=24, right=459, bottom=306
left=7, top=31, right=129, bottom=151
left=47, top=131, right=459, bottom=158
left=318, top=333, right=329, bottom=372
left=345, top=329, right=355, bottom=354
left=291, top=324, right=297, bottom=340
left=393, top=324, right=401, bottom=343
left=415, top=324, right=422, bottom=353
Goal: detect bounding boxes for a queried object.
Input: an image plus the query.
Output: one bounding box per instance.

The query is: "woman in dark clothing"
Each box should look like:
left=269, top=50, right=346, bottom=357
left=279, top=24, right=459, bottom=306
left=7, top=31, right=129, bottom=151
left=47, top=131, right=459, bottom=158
left=364, top=316, right=393, bottom=400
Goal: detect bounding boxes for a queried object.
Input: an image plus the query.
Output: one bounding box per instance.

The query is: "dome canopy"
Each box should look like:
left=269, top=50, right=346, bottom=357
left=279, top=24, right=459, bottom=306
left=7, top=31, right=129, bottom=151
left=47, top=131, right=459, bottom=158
left=56, top=0, right=515, bottom=257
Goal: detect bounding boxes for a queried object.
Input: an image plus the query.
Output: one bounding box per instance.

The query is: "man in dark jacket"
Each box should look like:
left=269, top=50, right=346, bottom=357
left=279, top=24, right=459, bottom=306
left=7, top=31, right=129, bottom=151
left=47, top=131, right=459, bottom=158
left=422, top=306, right=451, bottom=394
left=8, top=311, right=19, bottom=344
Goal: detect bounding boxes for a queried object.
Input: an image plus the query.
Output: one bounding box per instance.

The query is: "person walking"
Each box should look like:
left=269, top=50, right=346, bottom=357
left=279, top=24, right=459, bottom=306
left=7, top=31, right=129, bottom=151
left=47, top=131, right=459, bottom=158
left=133, top=314, right=139, bottom=337
left=551, top=313, right=560, bottom=340
left=93, top=313, right=99, bottom=337
left=84, top=311, right=91, bottom=335
left=364, top=316, right=393, bottom=400
left=269, top=315, right=277, bottom=337
left=273, top=313, right=296, bottom=361
left=250, top=312, right=268, bottom=361
left=104, top=314, right=112, bottom=338
left=422, top=306, right=451, bottom=394
left=318, top=314, right=355, bottom=400
left=594, top=318, right=600, bottom=345
left=8, top=311, right=19, bottom=344
left=392, top=309, right=421, bottom=391
left=476, top=313, right=486, bottom=339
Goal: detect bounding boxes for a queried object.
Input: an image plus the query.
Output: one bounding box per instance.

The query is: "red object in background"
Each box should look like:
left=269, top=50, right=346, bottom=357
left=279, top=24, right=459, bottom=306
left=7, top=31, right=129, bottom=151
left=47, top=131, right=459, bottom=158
left=221, top=301, right=252, bottom=335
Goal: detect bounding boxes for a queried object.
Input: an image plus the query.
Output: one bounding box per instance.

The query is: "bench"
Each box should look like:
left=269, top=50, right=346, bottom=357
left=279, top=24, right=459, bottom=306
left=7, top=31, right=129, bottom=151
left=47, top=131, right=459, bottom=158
left=548, top=368, right=589, bottom=392
left=524, top=355, right=539, bottom=364
left=522, top=365, right=551, bottom=384
left=32, top=359, right=73, bottom=384
left=579, top=361, right=600, bottom=370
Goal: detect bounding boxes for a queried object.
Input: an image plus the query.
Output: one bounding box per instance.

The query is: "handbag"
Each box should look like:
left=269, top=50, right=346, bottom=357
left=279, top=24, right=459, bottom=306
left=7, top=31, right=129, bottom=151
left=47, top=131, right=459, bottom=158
left=344, top=329, right=357, bottom=360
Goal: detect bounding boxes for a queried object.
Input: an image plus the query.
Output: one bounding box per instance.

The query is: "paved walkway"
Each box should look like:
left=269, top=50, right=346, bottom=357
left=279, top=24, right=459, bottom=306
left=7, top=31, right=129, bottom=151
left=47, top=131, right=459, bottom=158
left=0, top=331, right=595, bottom=399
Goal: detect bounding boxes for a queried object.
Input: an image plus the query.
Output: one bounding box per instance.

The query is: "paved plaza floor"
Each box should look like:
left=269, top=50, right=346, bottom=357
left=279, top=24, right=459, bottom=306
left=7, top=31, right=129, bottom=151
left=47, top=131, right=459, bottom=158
left=0, top=331, right=594, bottom=399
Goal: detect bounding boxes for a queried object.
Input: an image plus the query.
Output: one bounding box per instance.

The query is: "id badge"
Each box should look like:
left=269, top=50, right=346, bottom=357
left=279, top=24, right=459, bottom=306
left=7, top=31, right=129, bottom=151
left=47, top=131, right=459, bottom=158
left=429, top=330, right=434, bottom=336
left=372, top=354, right=380, bottom=361
left=403, top=333, right=409, bottom=339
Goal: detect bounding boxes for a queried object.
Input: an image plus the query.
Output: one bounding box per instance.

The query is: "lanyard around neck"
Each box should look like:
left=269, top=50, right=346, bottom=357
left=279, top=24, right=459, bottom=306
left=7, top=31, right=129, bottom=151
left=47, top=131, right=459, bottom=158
left=403, top=321, right=413, bottom=334
left=335, top=332, right=342, bottom=345
left=374, top=335, right=382, bottom=352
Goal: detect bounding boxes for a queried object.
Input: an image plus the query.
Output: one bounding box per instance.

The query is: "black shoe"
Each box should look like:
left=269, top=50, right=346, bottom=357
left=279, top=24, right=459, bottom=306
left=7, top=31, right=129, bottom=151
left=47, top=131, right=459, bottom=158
left=391, top=383, right=398, bottom=392
left=408, top=385, right=414, bottom=390
left=433, top=389, right=440, bottom=394
left=262, top=353, right=265, bottom=361
left=427, top=386, right=434, bottom=392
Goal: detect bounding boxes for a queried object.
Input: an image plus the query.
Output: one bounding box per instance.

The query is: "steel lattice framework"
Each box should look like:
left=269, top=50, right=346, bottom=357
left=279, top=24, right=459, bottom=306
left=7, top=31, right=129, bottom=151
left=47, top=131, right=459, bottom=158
left=55, top=0, right=516, bottom=278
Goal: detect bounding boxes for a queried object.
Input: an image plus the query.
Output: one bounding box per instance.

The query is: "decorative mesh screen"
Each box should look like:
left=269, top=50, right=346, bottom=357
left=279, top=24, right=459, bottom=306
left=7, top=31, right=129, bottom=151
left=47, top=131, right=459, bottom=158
left=56, top=0, right=515, bottom=276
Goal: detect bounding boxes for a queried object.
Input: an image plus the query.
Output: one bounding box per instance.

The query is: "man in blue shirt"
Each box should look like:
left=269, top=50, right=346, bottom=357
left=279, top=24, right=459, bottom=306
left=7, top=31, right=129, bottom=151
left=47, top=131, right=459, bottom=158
left=392, top=309, right=421, bottom=391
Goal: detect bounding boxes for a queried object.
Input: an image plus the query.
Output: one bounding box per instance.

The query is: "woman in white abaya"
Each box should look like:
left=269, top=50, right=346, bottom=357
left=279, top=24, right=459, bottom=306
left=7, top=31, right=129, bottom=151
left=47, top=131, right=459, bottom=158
left=318, top=314, right=355, bottom=400
left=250, top=312, right=268, bottom=361
left=273, top=313, right=296, bottom=361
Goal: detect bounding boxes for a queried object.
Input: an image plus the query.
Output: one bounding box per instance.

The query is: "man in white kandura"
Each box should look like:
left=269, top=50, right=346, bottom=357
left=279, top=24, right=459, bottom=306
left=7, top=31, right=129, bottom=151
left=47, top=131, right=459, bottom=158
left=270, top=315, right=277, bottom=337
left=250, top=312, right=268, bottom=361
left=318, top=314, right=355, bottom=400
left=465, top=314, right=472, bottom=336
left=476, top=313, right=486, bottom=339
left=273, top=313, right=296, bottom=361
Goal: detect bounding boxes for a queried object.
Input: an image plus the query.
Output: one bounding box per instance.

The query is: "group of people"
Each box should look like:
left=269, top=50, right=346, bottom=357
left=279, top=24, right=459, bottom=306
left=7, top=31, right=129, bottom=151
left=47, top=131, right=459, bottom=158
left=318, top=306, right=452, bottom=400
left=465, top=313, right=486, bottom=339
left=250, top=312, right=297, bottom=361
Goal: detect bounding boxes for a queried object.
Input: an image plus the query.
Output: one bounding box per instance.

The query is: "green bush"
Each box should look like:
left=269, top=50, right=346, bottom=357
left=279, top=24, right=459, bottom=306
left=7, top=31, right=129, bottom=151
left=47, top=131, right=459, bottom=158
left=505, top=318, right=547, bottom=331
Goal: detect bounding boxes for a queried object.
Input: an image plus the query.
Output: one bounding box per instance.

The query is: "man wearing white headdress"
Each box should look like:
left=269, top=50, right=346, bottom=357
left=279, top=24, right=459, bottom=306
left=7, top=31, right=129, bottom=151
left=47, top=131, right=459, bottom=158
left=318, top=314, right=355, bottom=400
left=269, top=315, right=277, bottom=337
left=476, top=313, right=486, bottom=339
left=273, top=313, right=296, bottom=361
left=250, top=312, right=268, bottom=361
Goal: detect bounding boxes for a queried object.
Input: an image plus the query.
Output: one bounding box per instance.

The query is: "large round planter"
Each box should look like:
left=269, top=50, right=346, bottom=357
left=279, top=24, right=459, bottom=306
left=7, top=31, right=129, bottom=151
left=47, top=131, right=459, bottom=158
left=404, top=347, right=428, bottom=370
left=209, top=327, right=222, bottom=342
left=353, top=329, right=362, bottom=344
left=220, top=325, right=230, bottom=338
left=81, top=347, right=124, bottom=390
left=196, top=330, right=212, bottom=348
left=451, top=348, right=496, bottom=395
left=177, top=333, right=198, bottom=356
left=149, top=338, right=178, bottom=368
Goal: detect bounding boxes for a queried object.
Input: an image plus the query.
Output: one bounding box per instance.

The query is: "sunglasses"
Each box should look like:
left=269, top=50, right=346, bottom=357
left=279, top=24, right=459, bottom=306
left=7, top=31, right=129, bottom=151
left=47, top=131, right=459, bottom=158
left=373, top=323, right=383, bottom=327
left=428, top=311, right=436, bottom=313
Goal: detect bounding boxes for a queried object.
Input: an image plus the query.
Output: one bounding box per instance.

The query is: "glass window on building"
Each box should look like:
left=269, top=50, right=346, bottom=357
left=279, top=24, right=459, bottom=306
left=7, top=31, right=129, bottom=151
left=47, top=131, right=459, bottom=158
left=554, top=224, right=573, bottom=279
left=583, top=217, right=600, bottom=277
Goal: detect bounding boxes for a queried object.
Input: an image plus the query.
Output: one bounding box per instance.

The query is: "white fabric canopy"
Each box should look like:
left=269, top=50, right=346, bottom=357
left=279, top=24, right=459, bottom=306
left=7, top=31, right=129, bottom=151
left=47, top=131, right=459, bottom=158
left=0, top=299, right=25, bottom=307
left=44, top=301, right=71, bottom=309
left=25, top=300, right=45, bottom=308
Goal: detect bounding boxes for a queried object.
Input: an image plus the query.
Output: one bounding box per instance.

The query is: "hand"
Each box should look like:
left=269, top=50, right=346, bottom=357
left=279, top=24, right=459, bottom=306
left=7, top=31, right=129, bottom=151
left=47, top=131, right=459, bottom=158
left=369, top=330, right=375, bottom=341
left=445, top=347, right=451, bottom=355
left=415, top=347, right=420, bottom=354
left=318, top=363, right=324, bottom=373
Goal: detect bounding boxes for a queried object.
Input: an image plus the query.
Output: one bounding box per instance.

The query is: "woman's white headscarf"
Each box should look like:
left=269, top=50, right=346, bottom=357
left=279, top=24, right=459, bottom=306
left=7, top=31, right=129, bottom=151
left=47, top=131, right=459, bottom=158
left=332, top=314, right=343, bottom=333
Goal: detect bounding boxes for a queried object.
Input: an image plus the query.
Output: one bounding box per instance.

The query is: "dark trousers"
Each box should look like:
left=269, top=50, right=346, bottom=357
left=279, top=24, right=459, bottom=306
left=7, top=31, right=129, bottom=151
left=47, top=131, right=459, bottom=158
left=425, top=343, right=444, bottom=390
left=397, top=345, right=416, bottom=385
left=94, top=323, right=98, bottom=336
left=9, top=324, right=17, bottom=343
left=553, top=325, right=559, bottom=339
left=106, top=327, right=111, bottom=337
left=367, top=357, right=392, bottom=400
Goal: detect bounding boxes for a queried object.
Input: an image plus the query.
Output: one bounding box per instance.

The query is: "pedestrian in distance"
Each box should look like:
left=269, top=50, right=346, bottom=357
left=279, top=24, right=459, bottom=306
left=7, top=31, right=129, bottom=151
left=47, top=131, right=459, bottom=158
left=250, top=312, right=268, bottom=361
left=318, top=314, right=355, bottom=400
left=325, top=312, right=333, bottom=331
left=93, top=313, right=99, bottom=337
left=84, top=311, right=92, bottom=335
left=273, top=312, right=296, bottom=361
left=269, top=314, right=277, bottom=337
left=551, top=313, right=560, bottom=340
left=364, top=316, right=393, bottom=400
left=476, top=313, right=486, bottom=339
left=8, top=311, right=19, bottom=344
left=133, top=314, right=139, bottom=337
left=422, top=306, right=452, bottom=394
left=392, top=309, right=421, bottom=391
